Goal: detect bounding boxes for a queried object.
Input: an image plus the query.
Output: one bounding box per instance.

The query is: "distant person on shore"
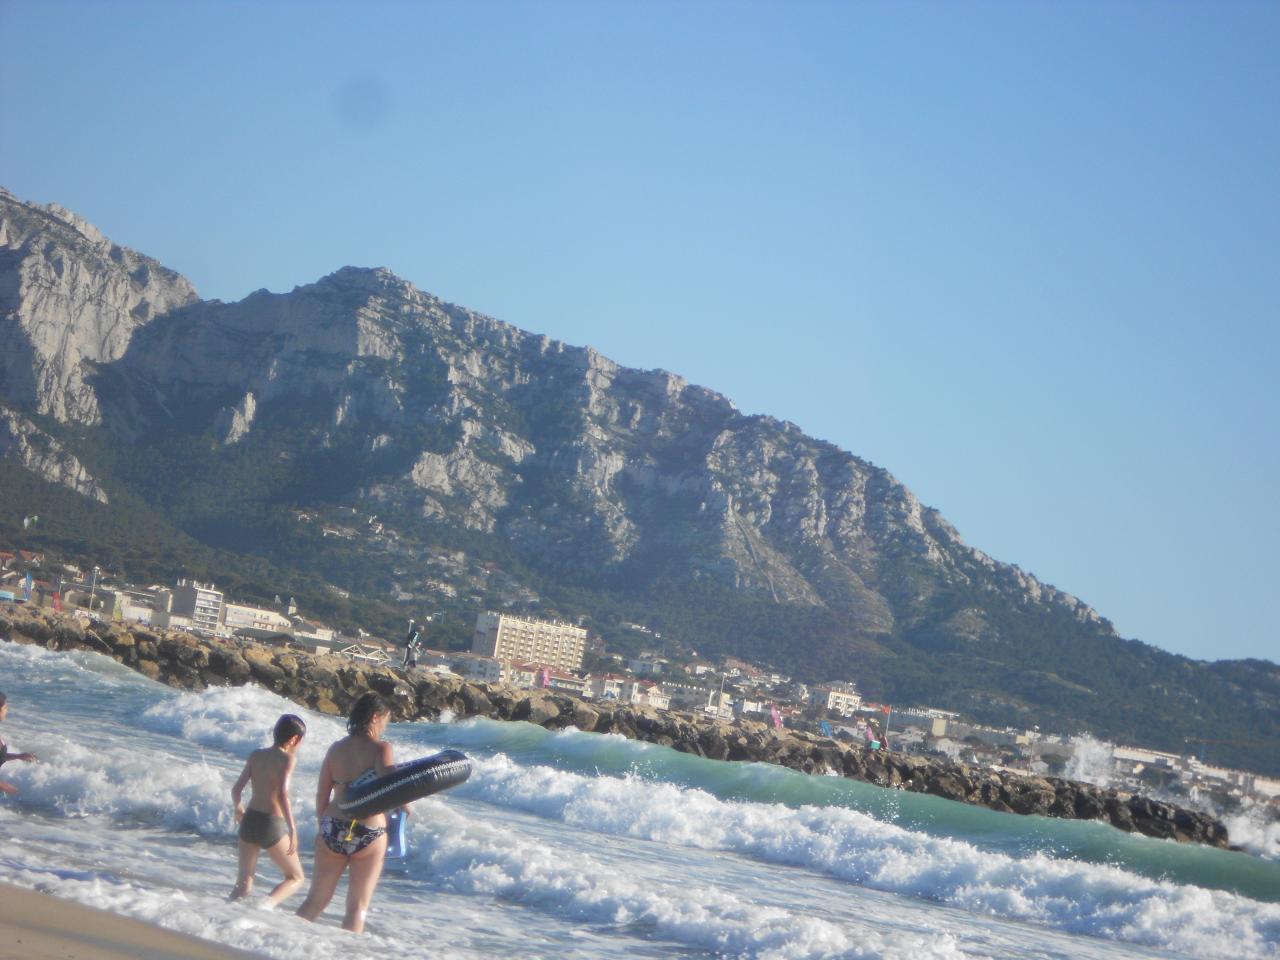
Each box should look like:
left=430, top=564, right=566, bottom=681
left=403, top=620, right=422, bottom=670
left=872, top=720, right=890, bottom=752
left=229, top=714, right=307, bottom=906
left=0, top=692, right=38, bottom=795
left=864, top=720, right=887, bottom=751
left=296, top=692, right=399, bottom=933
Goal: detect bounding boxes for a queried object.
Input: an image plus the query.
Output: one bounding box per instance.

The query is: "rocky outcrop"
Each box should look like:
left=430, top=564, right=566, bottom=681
left=0, top=407, right=108, bottom=501
left=0, top=188, right=199, bottom=424
left=0, top=608, right=1231, bottom=849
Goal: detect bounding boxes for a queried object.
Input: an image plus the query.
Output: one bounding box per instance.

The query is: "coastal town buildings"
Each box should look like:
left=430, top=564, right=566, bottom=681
left=620, top=678, right=671, bottom=710
left=222, top=601, right=291, bottom=635
left=538, top=666, right=590, bottom=695
left=471, top=610, right=587, bottom=672
left=588, top=674, right=624, bottom=700
left=452, top=652, right=504, bottom=684
left=809, top=681, right=863, bottom=716
left=159, top=580, right=224, bottom=634
left=111, top=586, right=167, bottom=625
left=4, top=538, right=1278, bottom=819
left=290, top=617, right=335, bottom=645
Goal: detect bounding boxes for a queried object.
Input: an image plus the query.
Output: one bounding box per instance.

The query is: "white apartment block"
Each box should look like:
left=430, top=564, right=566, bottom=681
left=471, top=611, right=587, bottom=673
left=589, top=674, right=624, bottom=700
left=810, top=681, right=863, bottom=716
left=620, top=679, right=671, bottom=711
left=541, top=668, right=589, bottom=695
left=222, top=602, right=291, bottom=634
left=161, top=580, right=224, bottom=634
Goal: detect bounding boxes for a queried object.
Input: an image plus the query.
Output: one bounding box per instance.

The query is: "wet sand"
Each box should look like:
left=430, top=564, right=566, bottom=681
left=0, top=882, right=263, bottom=960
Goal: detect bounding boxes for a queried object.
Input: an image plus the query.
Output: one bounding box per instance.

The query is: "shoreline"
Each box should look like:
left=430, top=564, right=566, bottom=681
left=0, top=604, right=1234, bottom=849
left=0, top=882, right=262, bottom=960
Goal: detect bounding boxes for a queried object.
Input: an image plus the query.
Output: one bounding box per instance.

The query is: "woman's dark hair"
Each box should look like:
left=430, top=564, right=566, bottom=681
left=273, top=714, right=307, bottom=746
left=348, top=692, right=389, bottom=736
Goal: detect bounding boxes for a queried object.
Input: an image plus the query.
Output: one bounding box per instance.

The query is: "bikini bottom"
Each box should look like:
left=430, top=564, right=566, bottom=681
left=319, top=815, right=386, bottom=856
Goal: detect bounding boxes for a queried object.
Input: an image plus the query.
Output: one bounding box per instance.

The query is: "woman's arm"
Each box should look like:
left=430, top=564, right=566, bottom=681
left=374, top=739, right=395, bottom=778
left=376, top=740, right=410, bottom=813
left=315, top=747, right=334, bottom=821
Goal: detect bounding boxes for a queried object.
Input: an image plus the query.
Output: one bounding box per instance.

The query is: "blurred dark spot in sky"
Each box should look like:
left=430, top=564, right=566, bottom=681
left=334, top=74, right=392, bottom=130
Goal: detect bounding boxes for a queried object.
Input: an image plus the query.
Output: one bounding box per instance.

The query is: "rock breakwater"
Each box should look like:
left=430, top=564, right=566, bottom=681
left=0, top=606, right=1232, bottom=849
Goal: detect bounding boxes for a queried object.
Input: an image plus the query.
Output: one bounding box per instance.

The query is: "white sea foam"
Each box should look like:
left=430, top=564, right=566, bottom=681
left=1064, top=734, right=1116, bottom=789
left=4, top=644, right=1279, bottom=960
left=14, top=731, right=232, bottom=833
left=450, top=731, right=1280, bottom=959
left=1224, top=801, right=1280, bottom=861
left=415, top=803, right=968, bottom=960
left=2, top=862, right=483, bottom=960
left=139, top=685, right=345, bottom=779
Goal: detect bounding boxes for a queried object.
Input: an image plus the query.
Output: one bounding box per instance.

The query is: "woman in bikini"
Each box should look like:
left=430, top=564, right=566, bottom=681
left=295, top=692, right=397, bottom=933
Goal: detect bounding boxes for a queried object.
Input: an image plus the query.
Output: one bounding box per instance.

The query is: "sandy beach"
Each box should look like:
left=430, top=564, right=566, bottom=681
left=0, top=883, right=262, bottom=960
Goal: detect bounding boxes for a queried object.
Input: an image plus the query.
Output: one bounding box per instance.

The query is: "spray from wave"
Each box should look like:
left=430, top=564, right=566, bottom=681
left=1064, top=734, right=1116, bottom=788
left=1224, top=800, right=1280, bottom=861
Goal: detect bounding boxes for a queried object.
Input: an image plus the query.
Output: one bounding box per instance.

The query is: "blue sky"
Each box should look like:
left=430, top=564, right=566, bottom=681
left=2, top=0, right=1276, bottom=663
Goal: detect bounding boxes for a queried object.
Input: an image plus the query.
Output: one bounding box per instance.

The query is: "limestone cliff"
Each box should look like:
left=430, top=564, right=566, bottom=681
left=0, top=406, right=107, bottom=502
left=0, top=188, right=199, bottom=424
left=92, top=260, right=1108, bottom=642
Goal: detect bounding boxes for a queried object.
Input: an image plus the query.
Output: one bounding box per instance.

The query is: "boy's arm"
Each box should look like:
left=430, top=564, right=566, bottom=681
left=230, top=759, right=252, bottom=821
left=278, top=753, right=299, bottom=855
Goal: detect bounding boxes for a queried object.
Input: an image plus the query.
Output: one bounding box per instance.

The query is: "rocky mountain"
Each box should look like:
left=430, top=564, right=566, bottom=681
left=0, top=188, right=198, bottom=424
left=2, top=188, right=1276, bottom=774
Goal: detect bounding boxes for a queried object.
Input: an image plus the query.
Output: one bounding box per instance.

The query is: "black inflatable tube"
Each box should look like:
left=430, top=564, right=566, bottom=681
left=337, top=749, right=472, bottom=820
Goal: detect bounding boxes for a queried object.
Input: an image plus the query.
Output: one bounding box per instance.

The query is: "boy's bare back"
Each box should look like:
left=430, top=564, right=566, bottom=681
left=244, top=746, right=294, bottom=816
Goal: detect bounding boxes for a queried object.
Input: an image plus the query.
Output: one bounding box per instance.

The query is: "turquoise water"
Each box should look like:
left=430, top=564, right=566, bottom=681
left=1, top=640, right=1277, bottom=959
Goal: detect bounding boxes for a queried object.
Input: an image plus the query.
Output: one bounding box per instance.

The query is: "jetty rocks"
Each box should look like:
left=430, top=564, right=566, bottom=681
left=1, top=607, right=1232, bottom=849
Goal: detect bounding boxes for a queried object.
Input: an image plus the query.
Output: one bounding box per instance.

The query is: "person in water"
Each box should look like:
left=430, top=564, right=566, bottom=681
left=0, top=691, right=39, bottom=795
left=230, top=714, right=307, bottom=905
left=296, top=692, right=401, bottom=933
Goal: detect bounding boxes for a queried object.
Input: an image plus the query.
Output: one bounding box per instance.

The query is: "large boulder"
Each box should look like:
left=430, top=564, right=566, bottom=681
left=512, top=690, right=561, bottom=726
left=243, top=645, right=286, bottom=686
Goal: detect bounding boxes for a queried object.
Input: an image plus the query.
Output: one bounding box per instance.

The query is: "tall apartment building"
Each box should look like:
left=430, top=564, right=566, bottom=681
left=165, top=580, right=225, bottom=634
left=471, top=611, right=587, bottom=673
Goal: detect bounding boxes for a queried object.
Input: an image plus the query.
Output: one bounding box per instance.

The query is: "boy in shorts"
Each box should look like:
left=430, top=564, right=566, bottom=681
left=230, top=714, right=307, bottom=905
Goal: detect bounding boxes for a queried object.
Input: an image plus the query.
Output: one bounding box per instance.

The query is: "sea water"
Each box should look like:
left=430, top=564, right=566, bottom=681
left=1, top=641, right=1277, bottom=959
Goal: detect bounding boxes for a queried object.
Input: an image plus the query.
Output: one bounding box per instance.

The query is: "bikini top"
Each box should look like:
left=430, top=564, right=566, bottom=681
left=334, top=768, right=377, bottom=790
